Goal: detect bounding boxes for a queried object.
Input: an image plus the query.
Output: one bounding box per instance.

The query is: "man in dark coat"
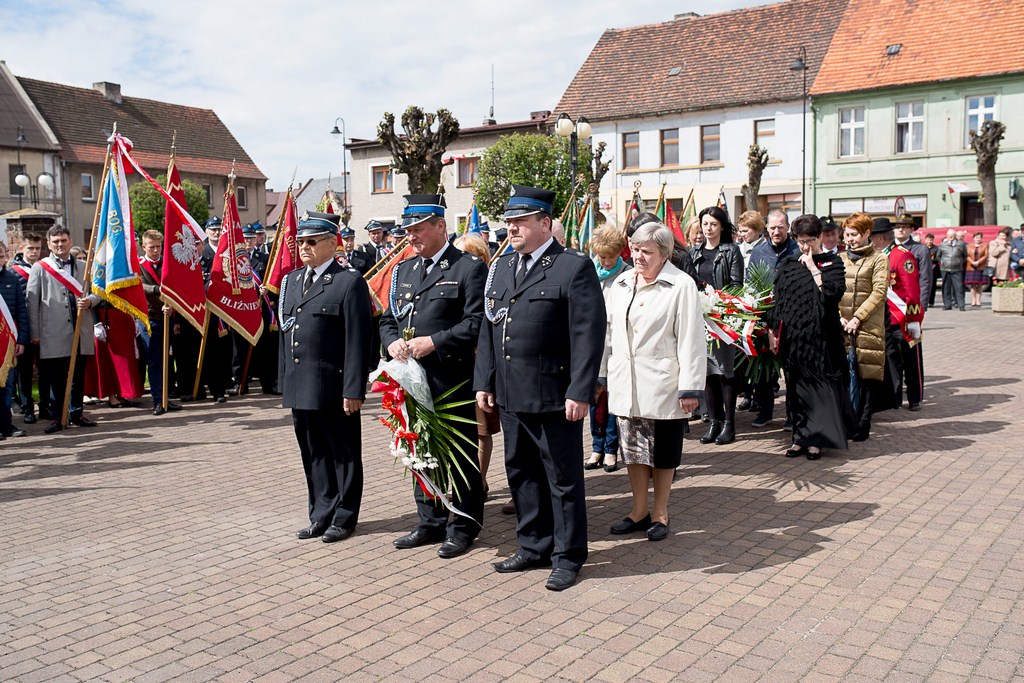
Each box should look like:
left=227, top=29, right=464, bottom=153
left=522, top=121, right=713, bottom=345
left=280, top=211, right=372, bottom=543
left=194, top=217, right=231, bottom=402
left=893, top=214, right=931, bottom=411
left=138, top=229, right=183, bottom=415
left=358, top=220, right=390, bottom=265
left=475, top=185, right=606, bottom=591
left=338, top=226, right=370, bottom=275
left=380, top=193, right=487, bottom=558
left=0, top=240, right=29, bottom=439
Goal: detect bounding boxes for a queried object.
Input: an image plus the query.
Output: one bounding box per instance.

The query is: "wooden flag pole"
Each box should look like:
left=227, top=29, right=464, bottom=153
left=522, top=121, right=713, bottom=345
left=239, top=345, right=253, bottom=395
left=61, top=136, right=113, bottom=428
left=192, top=310, right=210, bottom=400
left=264, top=187, right=290, bottom=290
left=161, top=308, right=171, bottom=410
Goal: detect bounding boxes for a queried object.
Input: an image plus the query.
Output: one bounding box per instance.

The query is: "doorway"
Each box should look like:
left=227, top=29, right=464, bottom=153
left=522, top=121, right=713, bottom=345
left=960, top=193, right=984, bottom=225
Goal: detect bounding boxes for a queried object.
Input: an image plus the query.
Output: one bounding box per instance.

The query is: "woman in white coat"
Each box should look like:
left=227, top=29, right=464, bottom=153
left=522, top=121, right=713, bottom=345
left=598, top=222, right=706, bottom=541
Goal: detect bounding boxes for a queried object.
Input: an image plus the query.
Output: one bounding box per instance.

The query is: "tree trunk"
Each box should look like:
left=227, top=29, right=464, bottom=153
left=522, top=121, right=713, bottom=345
left=377, top=107, right=460, bottom=194
left=971, top=120, right=1005, bottom=226
left=741, top=144, right=769, bottom=213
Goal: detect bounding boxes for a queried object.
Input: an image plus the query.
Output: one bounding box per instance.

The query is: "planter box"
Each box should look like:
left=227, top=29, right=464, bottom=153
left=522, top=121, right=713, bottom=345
left=991, top=287, right=1024, bottom=315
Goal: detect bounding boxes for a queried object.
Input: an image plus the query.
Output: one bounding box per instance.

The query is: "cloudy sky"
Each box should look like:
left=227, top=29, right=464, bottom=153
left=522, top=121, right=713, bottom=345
left=2, top=0, right=772, bottom=191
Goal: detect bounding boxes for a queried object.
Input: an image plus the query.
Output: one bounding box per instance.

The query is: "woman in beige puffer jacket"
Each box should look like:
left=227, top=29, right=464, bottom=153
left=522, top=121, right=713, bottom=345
left=838, top=212, right=889, bottom=441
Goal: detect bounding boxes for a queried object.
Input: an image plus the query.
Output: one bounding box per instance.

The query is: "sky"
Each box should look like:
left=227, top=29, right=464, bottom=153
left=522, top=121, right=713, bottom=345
left=1, top=0, right=774, bottom=191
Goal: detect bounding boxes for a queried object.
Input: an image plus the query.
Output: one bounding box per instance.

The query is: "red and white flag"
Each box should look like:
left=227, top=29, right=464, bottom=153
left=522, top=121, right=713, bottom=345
left=947, top=180, right=970, bottom=195
left=264, top=187, right=299, bottom=294
left=0, top=294, right=16, bottom=388
left=160, top=154, right=206, bottom=331
left=206, top=185, right=263, bottom=345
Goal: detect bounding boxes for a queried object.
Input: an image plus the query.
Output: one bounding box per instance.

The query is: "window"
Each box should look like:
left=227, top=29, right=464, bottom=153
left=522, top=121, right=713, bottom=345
left=839, top=107, right=865, bottom=157
left=622, top=132, right=640, bottom=169
left=9, top=164, right=25, bottom=196
left=660, top=129, right=679, bottom=166
left=966, top=94, right=996, bottom=145
left=372, top=165, right=394, bottom=193
left=455, top=215, right=468, bottom=232
left=236, top=185, right=248, bottom=210
left=700, top=124, right=720, bottom=163
left=81, top=173, right=95, bottom=201
left=895, top=102, right=924, bottom=153
left=457, top=157, right=479, bottom=187
left=202, top=183, right=214, bottom=208
left=754, top=119, right=775, bottom=152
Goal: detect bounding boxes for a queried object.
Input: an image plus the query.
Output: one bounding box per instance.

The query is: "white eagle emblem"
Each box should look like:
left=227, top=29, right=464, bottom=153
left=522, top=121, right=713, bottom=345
left=171, top=226, right=201, bottom=270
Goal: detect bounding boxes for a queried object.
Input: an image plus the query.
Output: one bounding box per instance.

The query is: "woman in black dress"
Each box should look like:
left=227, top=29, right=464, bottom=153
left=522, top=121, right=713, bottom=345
left=767, top=215, right=849, bottom=460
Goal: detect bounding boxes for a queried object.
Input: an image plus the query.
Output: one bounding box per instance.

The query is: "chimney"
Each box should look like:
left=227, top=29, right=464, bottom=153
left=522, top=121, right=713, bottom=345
left=530, top=110, right=551, bottom=121
left=674, top=12, right=699, bottom=20
left=93, top=81, right=122, bottom=104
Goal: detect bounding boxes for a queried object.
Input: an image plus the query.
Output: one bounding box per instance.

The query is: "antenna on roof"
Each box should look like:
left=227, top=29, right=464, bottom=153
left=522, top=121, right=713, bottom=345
left=483, top=64, right=497, bottom=126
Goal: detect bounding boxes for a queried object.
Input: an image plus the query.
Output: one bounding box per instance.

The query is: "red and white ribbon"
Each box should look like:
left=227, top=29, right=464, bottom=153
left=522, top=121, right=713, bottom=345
left=38, top=259, right=84, bottom=297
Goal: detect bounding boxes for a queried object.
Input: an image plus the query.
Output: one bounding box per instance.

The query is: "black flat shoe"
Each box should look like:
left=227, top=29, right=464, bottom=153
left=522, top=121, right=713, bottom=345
left=437, top=537, right=472, bottom=559
left=23, top=413, right=37, bottom=424
left=699, top=420, right=723, bottom=444
left=296, top=523, right=328, bottom=539
left=321, top=525, right=355, bottom=543
left=584, top=455, right=602, bottom=470
left=545, top=568, right=578, bottom=591
left=806, top=449, right=822, bottom=461
left=393, top=528, right=445, bottom=549
left=610, top=514, right=652, bottom=535
left=492, top=553, right=552, bottom=573
left=70, top=416, right=96, bottom=427
left=646, top=522, right=669, bottom=542
left=603, top=455, right=619, bottom=472
left=44, top=421, right=63, bottom=434
left=785, top=446, right=806, bottom=458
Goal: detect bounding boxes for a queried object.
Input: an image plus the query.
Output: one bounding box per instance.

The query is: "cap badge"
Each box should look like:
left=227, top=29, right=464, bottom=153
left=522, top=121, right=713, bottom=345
left=510, top=187, right=517, bottom=196
left=300, top=211, right=310, bottom=222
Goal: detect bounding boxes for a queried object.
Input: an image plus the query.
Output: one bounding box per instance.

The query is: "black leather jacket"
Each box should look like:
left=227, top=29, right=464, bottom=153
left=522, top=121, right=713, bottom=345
left=689, top=242, right=744, bottom=289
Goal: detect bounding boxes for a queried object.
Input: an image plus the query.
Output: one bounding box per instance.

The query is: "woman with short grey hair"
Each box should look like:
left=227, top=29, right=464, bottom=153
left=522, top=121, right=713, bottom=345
left=599, top=222, right=706, bottom=542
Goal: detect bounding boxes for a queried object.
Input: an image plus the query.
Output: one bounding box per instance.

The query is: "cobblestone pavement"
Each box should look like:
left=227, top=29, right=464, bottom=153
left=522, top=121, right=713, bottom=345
left=1, top=306, right=1023, bottom=682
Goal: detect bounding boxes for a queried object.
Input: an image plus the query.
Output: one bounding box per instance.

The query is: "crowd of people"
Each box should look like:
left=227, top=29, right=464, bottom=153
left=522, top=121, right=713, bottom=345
left=3, top=185, right=1022, bottom=592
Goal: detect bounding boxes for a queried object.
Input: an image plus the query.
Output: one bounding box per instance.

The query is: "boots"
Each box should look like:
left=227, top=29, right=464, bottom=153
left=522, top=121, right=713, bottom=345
left=715, top=421, right=735, bottom=445
left=699, top=420, right=723, bottom=444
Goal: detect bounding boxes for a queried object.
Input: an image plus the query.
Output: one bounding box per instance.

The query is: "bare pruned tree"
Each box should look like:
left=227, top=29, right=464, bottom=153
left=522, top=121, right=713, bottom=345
left=970, top=119, right=1006, bottom=225
left=377, top=106, right=460, bottom=194
left=741, top=144, right=769, bottom=213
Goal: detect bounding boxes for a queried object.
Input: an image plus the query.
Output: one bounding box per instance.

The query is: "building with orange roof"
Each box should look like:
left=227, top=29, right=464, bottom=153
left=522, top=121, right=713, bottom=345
left=810, top=0, right=1024, bottom=229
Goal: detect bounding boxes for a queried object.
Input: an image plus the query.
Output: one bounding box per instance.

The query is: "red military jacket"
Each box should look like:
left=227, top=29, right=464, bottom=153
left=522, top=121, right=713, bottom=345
left=885, top=243, right=923, bottom=330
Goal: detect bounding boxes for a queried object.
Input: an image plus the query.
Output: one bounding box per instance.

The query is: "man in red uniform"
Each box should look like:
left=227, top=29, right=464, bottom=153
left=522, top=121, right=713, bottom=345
left=870, top=218, right=922, bottom=413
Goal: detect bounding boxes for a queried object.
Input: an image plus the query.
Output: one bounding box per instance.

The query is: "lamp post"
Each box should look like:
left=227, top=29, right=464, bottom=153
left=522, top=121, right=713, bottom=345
left=554, top=113, right=592, bottom=198
left=15, top=126, right=28, bottom=210
left=15, top=171, right=55, bottom=209
left=790, top=46, right=809, bottom=214
left=329, top=117, right=349, bottom=219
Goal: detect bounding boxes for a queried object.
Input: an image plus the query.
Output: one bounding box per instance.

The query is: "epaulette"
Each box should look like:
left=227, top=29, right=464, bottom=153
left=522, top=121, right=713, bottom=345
left=564, top=248, right=587, bottom=258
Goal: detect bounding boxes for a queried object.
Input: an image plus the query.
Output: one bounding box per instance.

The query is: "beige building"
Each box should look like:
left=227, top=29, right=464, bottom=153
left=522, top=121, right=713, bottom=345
left=345, top=114, right=549, bottom=243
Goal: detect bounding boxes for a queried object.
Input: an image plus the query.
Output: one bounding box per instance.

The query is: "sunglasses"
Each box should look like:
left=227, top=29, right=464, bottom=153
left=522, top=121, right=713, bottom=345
left=298, top=237, right=329, bottom=247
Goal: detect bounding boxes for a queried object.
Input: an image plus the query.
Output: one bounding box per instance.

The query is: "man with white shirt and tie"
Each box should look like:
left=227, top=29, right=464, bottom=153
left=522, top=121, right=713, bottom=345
left=26, top=225, right=100, bottom=433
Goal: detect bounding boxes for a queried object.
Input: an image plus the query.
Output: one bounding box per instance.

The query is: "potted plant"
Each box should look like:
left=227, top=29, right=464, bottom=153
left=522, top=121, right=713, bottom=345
left=991, top=279, right=1024, bottom=315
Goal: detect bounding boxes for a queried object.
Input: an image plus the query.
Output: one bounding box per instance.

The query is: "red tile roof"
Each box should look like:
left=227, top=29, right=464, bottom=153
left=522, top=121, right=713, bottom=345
left=812, top=0, right=1024, bottom=95
left=554, top=0, right=848, bottom=122
left=17, top=77, right=265, bottom=180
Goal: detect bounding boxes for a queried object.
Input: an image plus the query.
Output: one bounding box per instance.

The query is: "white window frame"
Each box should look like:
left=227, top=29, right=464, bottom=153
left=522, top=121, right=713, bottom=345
left=895, top=101, right=924, bottom=154
left=965, top=94, right=997, bottom=147
left=838, top=107, right=866, bottom=158
left=81, top=173, right=95, bottom=201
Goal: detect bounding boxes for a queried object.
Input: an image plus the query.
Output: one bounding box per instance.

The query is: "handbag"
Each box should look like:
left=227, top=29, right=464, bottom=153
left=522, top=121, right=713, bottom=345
left=983, top=266, right=995, bottom=279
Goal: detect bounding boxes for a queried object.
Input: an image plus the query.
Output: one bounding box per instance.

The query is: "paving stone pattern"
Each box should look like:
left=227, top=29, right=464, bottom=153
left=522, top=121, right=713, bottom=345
left=1, top=307, right=1022, bottom=682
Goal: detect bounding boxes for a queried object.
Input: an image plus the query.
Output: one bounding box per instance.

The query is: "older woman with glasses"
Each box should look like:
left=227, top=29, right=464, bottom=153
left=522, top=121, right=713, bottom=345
left=599, top=222, right=706, bottom=542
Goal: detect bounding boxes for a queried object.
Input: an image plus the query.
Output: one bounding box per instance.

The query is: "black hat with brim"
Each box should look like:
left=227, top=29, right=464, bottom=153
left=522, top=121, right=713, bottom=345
left=204, top=216, right=223, bottom=229
left=402, top=194, right=447, bottom=228
left=502, top=184, right=555, bottom=220
left=871, top=217, right=895, bottom=235
left=297, top=211, right=341, bottom=238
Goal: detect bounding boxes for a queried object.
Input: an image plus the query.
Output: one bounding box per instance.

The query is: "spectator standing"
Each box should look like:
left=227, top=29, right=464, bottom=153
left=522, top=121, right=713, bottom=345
left=1010, top=224, right=1024, bottom=279
left=987, top=228, right=1012, bottom=285
left=936, top=229, right=967, bottom=311
left=9, top=234, right=46, bottom=423
left=0, top=241, right=29, bottom=440
left=736, top=210, right=766, bottom=270
left=924, top=234, right=940, bottom=308
left=964, top=232, right=989, bottom=307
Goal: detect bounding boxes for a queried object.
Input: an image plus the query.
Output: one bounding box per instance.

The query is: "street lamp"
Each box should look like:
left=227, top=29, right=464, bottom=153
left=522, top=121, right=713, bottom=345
left=15, top=171, right=55, bottom=209
left=554, top=113, right=592, bottom=197
left=15, top=126, right=28, bottom=210
left=329, top=117, right=349, bottom=219
left=790, top=46, right=809, bottom=214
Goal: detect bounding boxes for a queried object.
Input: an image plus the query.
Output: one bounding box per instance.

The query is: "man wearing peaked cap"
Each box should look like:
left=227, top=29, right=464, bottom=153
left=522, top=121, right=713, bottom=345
left=474, top=184, right=606, bottom=591
left=358, top=220, right=390, bottom=265
left=280, top=210, right=372, bottom=544
left=380, top=193, right=488, bottom=558
left=338, top=226, right=370, bottom=275
left=193, top=215, right=232, bottom=403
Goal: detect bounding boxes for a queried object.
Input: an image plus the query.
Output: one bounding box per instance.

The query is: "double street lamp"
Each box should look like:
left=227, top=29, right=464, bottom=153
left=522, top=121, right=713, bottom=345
left=329, top=117, right=349, bottom=219
left=554, top=113, right=592, bottom=197
left=790, top=46, right=809, bottom=214
left=13, top=126, right=54, bottom=210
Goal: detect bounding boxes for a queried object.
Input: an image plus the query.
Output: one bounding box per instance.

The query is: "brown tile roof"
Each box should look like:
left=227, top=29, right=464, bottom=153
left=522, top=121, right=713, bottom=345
left=812, top=0, right=1024, bottom=95
left=17, top=77, right=265, bottom=180
left=554, top=0, right=848, bottom=122
left=0, top=63, right=59, bottom=153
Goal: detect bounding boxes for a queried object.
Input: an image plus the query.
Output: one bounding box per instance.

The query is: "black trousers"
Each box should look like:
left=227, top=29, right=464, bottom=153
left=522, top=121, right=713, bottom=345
left=898, top=338, right=923, bottom=407
left=942, top=270, right=965, bottom=309
left=292, top=408, right=363, bottom=530
left=16, top=343, right=47, bottom=416
left=199, top=321, right=231, bottom=398
left=501, top=410, right=588, bottom=572
left=172, top=322, right=201, bottom=398
left=412, top=402, right=483, bottom=542
left=145, top=317, right=176, bottom=405
left=39, top=353, right=87, bottom=420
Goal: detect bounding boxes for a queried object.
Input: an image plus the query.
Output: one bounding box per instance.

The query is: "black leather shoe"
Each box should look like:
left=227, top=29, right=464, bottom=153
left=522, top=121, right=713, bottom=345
left=715, top=421, right=735, bottom=445
left=437, top=537, right=472, bottom=559
left=908, top=403, right=921, bottom=412
left=23, top=413, right=37, bottom=424
left=4, top=428, right=26, bottom=438
left=806, top=449, right=822, bottom=461
left=71, top=416, right=97, bottom=427
left=44, top=421, right=63, bottom=434
left=751, top=415, right=773, bottom=428
left=584, top=455, right=602, bottom=470
left=393, top=528, right=445, bottom=549
left=545, top=568, right=578, bottom=591
left=153, top=405, right=166, bottom=416
left=646, top=522, right=670, bottom=542
left=782, top=419, right=793, bottom=432
left=214, top=396, right=227, bottom=403
left=296, top=523, right=328, bottom=539
left=501, top=500, right=516, bottom=515
left=179, top=394, right=195, bottom=403
left=610, top=514, right=652, bottom=535
left=322, top=525, right=354, bottom=543
left=699, top=420, right=723, bottom=444
left=492, top=553, right=552, bottom=573
left=785, top=446, right=806, bottom=458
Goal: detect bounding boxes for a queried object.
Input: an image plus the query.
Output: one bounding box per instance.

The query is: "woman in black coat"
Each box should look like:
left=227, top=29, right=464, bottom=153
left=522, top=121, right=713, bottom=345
left=767, top=215, right=850, bottom=460
left=689, top=206, right=744, bottom=445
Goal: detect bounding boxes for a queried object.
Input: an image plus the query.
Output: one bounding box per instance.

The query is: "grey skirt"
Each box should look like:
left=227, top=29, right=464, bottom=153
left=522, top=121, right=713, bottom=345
left=706, top=342, right=735, bottom=379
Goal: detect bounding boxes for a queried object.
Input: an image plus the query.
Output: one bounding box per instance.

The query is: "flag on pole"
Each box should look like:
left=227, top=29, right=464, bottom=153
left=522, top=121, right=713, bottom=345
left=367, top=243, right=414, bottom=314
left=654, top=182, right=667, bottom=220
left=265, top=187, right=299, bottom=294
left=159, top=151, right=206, bottom=332
left=680, top=188, right=696, bottom=238
left=206, top=182, right=264, bottom=345
left=717, top=187, right=728, bottom=213
left=563, top=198, right=580, bottom=249
left=0, top=294, right=16, bottom=388
left=579, top=196, right=595, bottom=253
left=466, top=201, right=482, bottom=235
left=91, top=137, right=150, bottom=332
left=664, top=199, right=685, bottom=246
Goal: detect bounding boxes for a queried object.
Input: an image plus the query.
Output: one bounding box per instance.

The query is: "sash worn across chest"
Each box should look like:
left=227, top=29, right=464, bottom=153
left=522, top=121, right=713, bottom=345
left=38, top=259, right=84, bottom=297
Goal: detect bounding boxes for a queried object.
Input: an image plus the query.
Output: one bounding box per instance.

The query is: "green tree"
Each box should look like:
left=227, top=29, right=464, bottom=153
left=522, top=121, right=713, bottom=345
left=128, top=175, right=209, bottom=235
left=474, top=133, right=594, bottom=221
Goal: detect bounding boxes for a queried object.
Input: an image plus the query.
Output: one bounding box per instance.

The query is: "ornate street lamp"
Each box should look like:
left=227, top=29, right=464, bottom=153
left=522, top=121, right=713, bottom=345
left=554, top=113, right=592, bottom=197
left=329, top=117, right=349, bottom=219
left=15, top=126, right=28, bottom=210
left=15, top=171, right=55, bottom=209
left=790, top=46, right=809, bottom=214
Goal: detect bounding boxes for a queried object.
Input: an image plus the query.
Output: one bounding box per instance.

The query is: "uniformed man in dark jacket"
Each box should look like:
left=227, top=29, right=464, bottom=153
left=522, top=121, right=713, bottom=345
left=194, top=216, right=230, bottom=402
left=474, top=185, right=606, bottom=591
left=280, top=211, right=372, bottom=543
left=358, top=220, right=390, bottom=265
left=338, top=226, right=370, bottom=275
left=229, top=223, right=270, bottom=394
left=380, top=194, right=487, bottom=558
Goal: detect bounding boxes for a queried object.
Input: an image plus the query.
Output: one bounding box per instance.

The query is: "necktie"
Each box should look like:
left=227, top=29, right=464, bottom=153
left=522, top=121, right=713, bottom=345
left=515, top=254, right=531, bottom=287
left=302, top=268, right=314, bottom=295
left=420, top=257, right=433, bottom=284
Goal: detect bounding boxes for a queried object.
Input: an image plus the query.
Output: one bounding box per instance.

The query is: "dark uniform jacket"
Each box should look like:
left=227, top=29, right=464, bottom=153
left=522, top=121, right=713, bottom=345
left=0, top=266, right=29, bottom=346
left=359, top=241, right=390, bottom=265
left=342, top=249, right=371, bottom=276
left=474, top=241, right=606, bottom=413
left=379, top=244, right=485, bottom=397
left=278, top=260, right=372, bottom=411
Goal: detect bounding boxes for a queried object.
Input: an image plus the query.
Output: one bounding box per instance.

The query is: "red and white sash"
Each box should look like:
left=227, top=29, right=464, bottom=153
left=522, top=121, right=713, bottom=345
left=38, top=259, right=85, bottom=297
left=139, top=258, right=161, bottom=285
left=10, top=263, right=30, bottom=280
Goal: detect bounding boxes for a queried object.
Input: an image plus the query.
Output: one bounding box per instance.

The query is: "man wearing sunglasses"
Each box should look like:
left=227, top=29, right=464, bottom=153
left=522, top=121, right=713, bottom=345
left=380, top=194, right=487, bottom=559
left=280, top=211, right=373, bottom=545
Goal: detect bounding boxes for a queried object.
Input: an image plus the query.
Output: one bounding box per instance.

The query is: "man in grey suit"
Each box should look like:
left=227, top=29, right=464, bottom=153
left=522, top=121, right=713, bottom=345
left=936, top=229, right=967, bottom=311
left=26, top=225, right=100, bottom=433
left=475, top=185, right=606, bottom=591
left=280, top=211, right=372, bottom=544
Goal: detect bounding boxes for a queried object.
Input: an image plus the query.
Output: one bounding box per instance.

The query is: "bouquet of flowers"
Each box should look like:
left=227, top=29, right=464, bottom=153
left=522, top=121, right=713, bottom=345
left=369, top=359, right=479, bottom=520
